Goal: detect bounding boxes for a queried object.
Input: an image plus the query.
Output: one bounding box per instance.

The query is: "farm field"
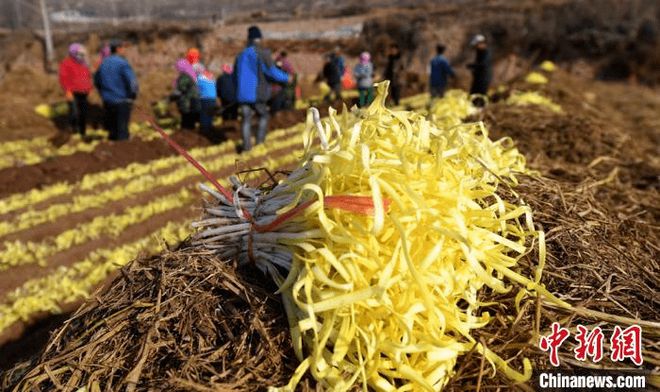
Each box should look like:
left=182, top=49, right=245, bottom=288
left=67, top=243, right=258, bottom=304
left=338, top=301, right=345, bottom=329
left=0, top=67, right=658, bottom=390
left=0, top=0, right=659, bottom=389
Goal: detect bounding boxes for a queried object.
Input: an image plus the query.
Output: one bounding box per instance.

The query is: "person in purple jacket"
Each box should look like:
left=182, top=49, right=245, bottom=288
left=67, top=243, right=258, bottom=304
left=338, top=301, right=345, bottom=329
left=234, top=25, right=290, bottom=152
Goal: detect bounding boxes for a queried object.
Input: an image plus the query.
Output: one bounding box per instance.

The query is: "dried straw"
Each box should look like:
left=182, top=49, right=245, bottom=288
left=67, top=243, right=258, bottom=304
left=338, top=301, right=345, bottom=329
left=3, top=246, right=307, bottom=392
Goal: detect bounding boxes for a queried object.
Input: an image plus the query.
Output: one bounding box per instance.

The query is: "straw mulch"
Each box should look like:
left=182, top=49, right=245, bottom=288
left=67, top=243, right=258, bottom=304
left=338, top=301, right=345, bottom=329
left=3, top=248, right=307, bottom=392
left=445, top=172, right=659, bottom=391
left=443, top=74, right=659, bottom=390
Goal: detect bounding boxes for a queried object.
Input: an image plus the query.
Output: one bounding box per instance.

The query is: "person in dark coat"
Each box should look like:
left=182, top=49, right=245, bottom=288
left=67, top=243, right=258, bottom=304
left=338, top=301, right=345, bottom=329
left=234, top=25, right=290, bottom=151
left=429, top=44, right=455, bottom=98
left=216, top=64, right=237, bottom=120
left=94, top=40, right=138, bottom=141
left=467, top=34, right=492, bottom=106
left=384, top=43, right=404, bottom=105
left=322, top=53, right=342, bottom=102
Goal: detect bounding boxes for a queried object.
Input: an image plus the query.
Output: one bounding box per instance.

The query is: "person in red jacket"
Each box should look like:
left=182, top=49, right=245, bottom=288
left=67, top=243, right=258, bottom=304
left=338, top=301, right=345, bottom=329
left=59, top=43, right=92, bottom=136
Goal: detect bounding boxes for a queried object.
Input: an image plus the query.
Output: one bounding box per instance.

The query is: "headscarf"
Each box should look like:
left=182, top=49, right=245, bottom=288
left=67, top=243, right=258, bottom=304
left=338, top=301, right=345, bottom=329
left=359, top=51, right=371, bottom=65
left=222, top=63, right=233, bottom=74
left=186, top=48, right=200, bottom=65
left=69, top=43, right=86, bottom=64
left=175, top=58, right=197, bottom=83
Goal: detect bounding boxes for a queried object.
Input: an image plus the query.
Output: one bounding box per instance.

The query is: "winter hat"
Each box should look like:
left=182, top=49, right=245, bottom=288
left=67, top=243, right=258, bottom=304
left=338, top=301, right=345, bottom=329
left=470, top=34, right=486, bottom=47
left=186, top=48, right=200, bottom=64
left=109, top=39, right=123, bottom=53
left=247, top=25, right=263, bottom=41
left=359, top=51, right=371, bottom=64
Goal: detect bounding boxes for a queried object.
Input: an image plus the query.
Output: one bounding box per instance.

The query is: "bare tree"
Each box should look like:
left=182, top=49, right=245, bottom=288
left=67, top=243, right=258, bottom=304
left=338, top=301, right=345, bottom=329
left=38, top=0, right=54, bottom=66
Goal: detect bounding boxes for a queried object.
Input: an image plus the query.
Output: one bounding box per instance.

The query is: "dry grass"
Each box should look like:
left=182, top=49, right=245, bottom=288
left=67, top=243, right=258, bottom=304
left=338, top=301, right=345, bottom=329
left=3, top=248, right=304, bottom=392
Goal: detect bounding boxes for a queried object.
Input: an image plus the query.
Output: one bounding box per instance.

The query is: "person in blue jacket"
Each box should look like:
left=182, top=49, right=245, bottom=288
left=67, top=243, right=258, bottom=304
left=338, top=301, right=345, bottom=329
left=234, top=25, right=290, bottom=152
left=194, top=63, right=217, bottom=134
left=94, top=40, right=138, bottom=141
left=429, top=44, right=455, bottom=98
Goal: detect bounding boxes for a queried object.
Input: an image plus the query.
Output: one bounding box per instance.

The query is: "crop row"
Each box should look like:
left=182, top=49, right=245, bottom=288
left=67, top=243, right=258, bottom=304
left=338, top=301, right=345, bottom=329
left=0, top=133, right=305, bottom=335
left=0, top=125, right=303, bottom=235
left=0, top=123, right=176, bottom=170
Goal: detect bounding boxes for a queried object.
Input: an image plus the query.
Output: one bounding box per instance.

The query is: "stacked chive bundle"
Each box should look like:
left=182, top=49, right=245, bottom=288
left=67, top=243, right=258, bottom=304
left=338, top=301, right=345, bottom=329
left=195, top=82, right=569, bottom=391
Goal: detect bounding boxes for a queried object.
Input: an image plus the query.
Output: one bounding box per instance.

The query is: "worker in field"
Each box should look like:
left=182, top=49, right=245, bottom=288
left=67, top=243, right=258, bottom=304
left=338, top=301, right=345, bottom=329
left=94, top=40, right=138, bottom=141
left=171, top=58, right=200, bottom=130
left=429, top=44, right=455, bottom=98
left=234, top=25, right=290, bottom=152
left=333, top=46, right=345, bottom=79
left=216, top=64, right=237, bottom=120
left=194, top=63, right=217, bottom=134
left=59, top=43, right=92, bottom=137
left=322, top=52, right=342, bottom=102
left=384, top=43, right=404, bottom=105
left=274, top=51, right=296, bottom=111
left=354, top=52, right=375, bottom=108
left=467, top=34, right=492, bottom=106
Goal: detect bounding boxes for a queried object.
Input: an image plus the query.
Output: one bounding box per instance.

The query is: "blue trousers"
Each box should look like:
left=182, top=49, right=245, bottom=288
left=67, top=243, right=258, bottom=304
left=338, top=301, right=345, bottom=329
left=240, top=103, right=269, bottom=151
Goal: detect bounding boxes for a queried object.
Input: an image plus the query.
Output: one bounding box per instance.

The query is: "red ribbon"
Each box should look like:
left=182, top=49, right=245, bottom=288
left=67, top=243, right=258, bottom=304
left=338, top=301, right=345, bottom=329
left=150, top=120, right=390, bottom=233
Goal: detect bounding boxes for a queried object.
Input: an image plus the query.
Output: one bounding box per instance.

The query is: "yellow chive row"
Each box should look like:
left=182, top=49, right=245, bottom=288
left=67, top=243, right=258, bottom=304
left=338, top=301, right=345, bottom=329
left=0, top=123, right=173, bottom=170
left=0, top=188, right=195, bottom=271
left=0, top=123, right=304, bottom=216
left=0, top=137, right=51, bottom=155
left=0, top=140, right=228, bottom=215
left=0, top=220, right=191, bottom=333
left=0, top=149, right=303, bottom=272
left=0, top=149, right=303, bottom=335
